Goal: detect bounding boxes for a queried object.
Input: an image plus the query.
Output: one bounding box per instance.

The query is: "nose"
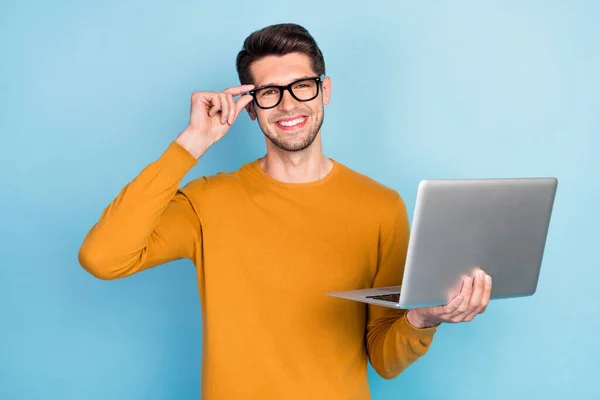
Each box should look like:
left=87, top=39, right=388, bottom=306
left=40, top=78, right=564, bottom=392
left=278, top=88, right=298, bottom=112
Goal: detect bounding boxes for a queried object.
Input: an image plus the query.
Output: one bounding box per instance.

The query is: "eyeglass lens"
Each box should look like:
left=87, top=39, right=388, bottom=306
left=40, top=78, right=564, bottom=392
left=255, top=79, right=318, bottom=108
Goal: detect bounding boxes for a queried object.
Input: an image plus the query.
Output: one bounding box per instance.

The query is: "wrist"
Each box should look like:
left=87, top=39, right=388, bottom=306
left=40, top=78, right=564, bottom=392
left=406, top=309, right=438, bottom=329
left=175, top=129, right=211, bottom=159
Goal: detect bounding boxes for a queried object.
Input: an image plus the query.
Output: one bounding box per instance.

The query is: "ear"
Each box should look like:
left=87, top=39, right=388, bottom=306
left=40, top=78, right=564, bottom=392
left=322, top=76, right=332, bottom=106
left=245, top=101, right=257, bottom=121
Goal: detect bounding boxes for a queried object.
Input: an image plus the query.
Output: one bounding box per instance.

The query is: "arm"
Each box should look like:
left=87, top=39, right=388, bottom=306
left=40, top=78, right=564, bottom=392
left=78, top=141, right=202, bottom=280
left=78, top=84, right=255, bottom=280
left=366, top=194, right=439, bottom=380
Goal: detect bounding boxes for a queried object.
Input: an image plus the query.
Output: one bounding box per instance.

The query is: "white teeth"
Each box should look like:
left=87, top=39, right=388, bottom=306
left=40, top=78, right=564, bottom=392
left=278, top=117, right=305, bottom=127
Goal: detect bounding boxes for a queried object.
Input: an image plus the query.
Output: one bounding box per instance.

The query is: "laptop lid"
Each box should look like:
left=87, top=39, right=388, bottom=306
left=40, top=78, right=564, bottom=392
left=397, top=177, right=558, bottom=309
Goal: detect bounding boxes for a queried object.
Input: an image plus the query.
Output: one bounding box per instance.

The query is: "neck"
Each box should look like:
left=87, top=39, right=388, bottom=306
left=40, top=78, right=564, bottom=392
left=260, top=132, right=333, bottom=184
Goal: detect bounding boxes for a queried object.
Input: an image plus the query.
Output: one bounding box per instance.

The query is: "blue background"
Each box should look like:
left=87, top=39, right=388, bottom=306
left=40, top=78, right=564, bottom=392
left=1, top=0, right=598, bottom=399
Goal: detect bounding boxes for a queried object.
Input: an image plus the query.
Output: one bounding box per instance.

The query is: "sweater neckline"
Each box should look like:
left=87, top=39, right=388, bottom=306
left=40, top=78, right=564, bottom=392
left=247, top=157, right=341, bottom=189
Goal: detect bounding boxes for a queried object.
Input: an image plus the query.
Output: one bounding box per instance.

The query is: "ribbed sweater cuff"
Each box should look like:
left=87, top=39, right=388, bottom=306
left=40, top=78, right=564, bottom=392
left=400, top=313, right=439, bottom=337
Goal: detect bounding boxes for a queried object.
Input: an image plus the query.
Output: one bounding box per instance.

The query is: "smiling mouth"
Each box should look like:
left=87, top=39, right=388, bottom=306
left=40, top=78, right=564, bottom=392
left=276, top=116, right=308, bottom=129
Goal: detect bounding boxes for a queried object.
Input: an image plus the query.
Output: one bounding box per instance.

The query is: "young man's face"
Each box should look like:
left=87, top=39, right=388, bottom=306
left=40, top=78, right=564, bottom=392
left=246, top=52, right=331, bottom=152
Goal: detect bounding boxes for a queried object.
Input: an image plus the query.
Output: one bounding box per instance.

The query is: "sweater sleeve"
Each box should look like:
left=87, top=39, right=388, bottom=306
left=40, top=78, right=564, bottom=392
left=78, top=141, right=203, bottom=280
left=366, top=193, right=438, bottom=379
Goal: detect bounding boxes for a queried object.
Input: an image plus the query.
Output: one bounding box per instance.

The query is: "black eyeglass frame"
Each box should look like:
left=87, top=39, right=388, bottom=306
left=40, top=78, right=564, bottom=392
left=248, top=75, right=325, bottom=110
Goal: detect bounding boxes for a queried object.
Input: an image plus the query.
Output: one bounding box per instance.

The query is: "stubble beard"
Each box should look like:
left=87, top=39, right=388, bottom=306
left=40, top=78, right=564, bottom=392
left=258, top=106, right=324, bottom=153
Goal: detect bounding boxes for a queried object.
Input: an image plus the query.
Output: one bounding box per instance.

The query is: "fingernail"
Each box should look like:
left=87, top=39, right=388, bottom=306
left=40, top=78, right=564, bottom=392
left=478, top=270, right=485, bottom=280
left=485, top=275, right=492, bottom=284
left=465, top=277, right=472, bottom=285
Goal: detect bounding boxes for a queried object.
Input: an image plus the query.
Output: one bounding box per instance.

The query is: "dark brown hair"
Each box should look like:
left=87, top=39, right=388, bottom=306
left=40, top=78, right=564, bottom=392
left=236, top=23, right=326, bottom=85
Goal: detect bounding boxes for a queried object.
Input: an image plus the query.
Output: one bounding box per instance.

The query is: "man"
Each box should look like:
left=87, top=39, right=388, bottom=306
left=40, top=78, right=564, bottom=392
left=79, top=23, right=492, bottom=399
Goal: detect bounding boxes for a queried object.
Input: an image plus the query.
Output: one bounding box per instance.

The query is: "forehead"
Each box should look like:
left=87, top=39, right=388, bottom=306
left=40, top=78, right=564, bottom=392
left=250, top=53, right=316, bottom=87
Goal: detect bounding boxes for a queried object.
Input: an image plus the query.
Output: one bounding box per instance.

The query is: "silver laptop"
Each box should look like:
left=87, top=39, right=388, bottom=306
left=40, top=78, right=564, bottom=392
left=326, top=177, right=558, bottom=309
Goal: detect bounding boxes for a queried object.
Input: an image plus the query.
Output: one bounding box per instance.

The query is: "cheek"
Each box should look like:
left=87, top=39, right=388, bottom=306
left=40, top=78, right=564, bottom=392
left=259, top=111, right=273, bottom=124
left=255, top=112, right=268, bottom=125
left=310, top=104, right=322, bottom=119
left=258, top=113, right=277, bottom=132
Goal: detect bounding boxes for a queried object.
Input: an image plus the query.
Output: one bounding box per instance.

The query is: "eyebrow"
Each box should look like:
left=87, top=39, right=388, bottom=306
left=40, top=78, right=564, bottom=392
left=255, top=75, right=315, bottom=91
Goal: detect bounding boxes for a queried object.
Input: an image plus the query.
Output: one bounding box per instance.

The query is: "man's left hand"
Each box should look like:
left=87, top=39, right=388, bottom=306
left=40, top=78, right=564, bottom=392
left=406, top=268, right=493, bottom=329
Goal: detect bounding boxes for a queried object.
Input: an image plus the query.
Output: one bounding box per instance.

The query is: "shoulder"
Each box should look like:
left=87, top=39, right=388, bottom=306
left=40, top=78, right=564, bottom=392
left=336, top=162, right=412, bottom=245
left=335, top=161, right=406, bottom=213
left=179, top=160, right=253, bottom=197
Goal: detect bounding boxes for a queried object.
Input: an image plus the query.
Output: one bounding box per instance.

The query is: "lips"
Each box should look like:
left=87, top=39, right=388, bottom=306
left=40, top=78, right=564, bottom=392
left=275, top=115, right=308, bottom=130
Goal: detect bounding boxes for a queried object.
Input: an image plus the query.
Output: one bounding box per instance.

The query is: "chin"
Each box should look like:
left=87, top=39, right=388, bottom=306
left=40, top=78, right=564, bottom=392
left=260, top=116, right=322, bottom=152
left=271, top=133, right=318, bottom=152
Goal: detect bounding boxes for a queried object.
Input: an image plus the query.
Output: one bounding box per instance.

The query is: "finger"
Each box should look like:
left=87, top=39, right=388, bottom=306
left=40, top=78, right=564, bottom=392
left=219, top=93, right=229, bottom=124
left=208, top=94, right=221, bottom=117
left=482, top=274, right=492, bottom=307
left=227, top=94, right=236, bottom=124
left=465, top=274, right=493, bottom=320
left=462, top=270, right=486, bottom=320
left=440, top=294, right=464, bottom=316
left=234, top=94, right=254, bottom=115
left=223, top=84, right=255, bottom=96
left=229, top=94, right=253, bottom=125
left=425, top=293, right=463, bottom=320
left=470, top=270, right=486, bottom=308
left=444, top=276, right=473, bottom=322
left=446, top=276, right=473, bottom=319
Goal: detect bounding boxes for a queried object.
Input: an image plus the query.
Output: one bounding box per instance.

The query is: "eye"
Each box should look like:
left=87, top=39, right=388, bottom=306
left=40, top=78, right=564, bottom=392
left=293, top=83, right=311, bottom=89
left=261, top=89, right=278, bottom=97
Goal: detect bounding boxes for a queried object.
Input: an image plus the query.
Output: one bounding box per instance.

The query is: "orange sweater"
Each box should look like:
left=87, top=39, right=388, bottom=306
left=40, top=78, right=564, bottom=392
left=78, top=141, right=438, bottom=399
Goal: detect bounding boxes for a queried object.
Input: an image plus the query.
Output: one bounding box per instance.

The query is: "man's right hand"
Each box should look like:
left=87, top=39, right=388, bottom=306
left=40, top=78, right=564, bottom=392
left=175, top=84, right=255, bottom=158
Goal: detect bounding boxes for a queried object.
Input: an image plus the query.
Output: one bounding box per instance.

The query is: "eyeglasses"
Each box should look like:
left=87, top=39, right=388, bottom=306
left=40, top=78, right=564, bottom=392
left=248, top=75, right=324, bottom=109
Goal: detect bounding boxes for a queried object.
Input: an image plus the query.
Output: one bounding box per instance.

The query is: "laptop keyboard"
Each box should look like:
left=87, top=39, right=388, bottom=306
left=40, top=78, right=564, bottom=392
left=366, top=293, right=400, bottom=302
